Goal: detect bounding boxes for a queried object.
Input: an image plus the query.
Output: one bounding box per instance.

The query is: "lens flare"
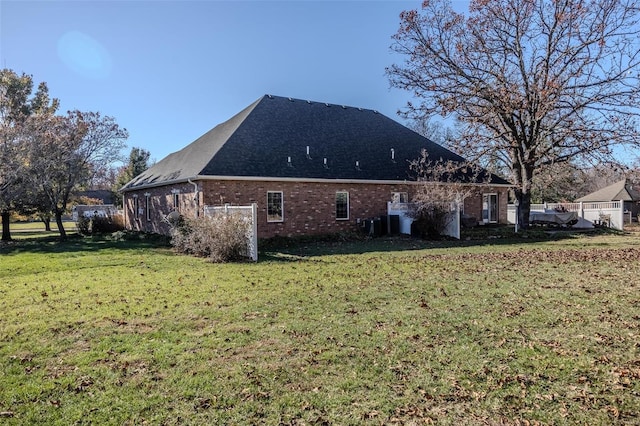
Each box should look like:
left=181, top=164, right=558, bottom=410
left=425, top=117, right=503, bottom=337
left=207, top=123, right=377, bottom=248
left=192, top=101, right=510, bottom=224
left=57, top=31, right=112, bottom=79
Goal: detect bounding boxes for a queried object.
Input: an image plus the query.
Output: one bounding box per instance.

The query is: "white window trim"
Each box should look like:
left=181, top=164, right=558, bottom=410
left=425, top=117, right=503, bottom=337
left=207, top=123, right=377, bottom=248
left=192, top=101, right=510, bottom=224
left=267, top=191, right=284, bottom=223
left=336, top=191, right=349, bottom=220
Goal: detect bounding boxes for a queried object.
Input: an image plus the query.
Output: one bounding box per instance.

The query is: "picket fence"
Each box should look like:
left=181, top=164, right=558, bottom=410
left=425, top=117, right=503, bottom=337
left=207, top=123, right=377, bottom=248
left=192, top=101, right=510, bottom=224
left=507, top=201, right=626, bottom=230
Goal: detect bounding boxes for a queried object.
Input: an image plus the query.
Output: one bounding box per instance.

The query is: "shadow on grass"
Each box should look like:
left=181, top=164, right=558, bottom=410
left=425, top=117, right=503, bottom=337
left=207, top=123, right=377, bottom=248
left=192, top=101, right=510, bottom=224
left=0, top=232, right=172, bottom=256
left=2, top=226, right=618, bottom=261
left=258, top=227, right=615, bottom=261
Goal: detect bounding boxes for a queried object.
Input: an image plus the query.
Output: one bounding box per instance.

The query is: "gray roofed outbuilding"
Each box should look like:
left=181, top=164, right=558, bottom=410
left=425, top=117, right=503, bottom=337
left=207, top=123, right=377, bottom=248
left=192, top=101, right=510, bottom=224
left=576, top=179, right=640, bottom=202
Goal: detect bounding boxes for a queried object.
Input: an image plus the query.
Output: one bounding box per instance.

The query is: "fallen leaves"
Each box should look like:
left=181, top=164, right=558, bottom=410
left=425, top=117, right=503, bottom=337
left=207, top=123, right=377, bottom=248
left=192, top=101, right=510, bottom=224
left=427, top=247, right=640, bottom=268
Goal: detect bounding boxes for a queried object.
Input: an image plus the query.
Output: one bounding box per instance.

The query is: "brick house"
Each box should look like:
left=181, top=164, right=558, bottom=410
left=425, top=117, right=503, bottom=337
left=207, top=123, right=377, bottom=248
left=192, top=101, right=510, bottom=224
left=120, top=95, right=511, bottom=238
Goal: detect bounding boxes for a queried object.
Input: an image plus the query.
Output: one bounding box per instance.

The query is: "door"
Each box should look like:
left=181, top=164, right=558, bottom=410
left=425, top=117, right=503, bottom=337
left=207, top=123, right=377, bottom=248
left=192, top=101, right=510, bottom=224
left=482, top=193, right=498, bottom=223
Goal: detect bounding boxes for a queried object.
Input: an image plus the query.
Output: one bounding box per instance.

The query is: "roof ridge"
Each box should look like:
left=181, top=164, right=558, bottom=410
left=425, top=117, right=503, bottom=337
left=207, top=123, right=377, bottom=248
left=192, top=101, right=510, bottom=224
left=263, top=94, right=378, bottom=114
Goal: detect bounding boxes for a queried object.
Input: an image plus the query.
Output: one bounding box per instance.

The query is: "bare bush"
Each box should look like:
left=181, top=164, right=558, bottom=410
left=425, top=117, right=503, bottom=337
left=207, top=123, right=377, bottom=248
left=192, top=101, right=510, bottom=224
left=76, top=213, right=125, bottom=235
left=409, top=150, right=489, bottom=238
left=170, top=213, right=250, bottom=263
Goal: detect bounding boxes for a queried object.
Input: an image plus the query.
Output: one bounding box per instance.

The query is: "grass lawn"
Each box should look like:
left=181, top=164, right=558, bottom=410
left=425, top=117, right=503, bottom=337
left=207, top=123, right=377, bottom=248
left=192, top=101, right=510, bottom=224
left=8, top=221, right=77, bottom=240
left=1, top=228, right=639, bottom=425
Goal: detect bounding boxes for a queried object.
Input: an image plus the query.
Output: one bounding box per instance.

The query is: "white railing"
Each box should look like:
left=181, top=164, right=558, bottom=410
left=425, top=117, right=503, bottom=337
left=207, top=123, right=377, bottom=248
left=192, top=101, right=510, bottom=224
left=507, top=201, right=624, bottom=230
left=203, top=204, right=258, bottom=261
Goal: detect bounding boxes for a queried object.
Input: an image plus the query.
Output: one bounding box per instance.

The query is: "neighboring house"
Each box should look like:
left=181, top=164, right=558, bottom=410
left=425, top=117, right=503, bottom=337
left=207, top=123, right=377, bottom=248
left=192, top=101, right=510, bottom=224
left=75, top=189, right=114, bottom=205
left=576, top=178, right=640, bottom=220
left=120, top=95, right=511, bottom=238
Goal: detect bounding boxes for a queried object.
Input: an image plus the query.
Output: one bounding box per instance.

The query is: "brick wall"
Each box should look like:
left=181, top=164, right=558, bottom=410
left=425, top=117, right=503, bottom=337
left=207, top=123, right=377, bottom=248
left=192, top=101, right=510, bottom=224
left=123, top=183, right=198, bottom=235
left=123, top=179, right=510, bottom=238
left=201, top=180, right=414, bottom=238
left=462, top=186, right=510, bottom=225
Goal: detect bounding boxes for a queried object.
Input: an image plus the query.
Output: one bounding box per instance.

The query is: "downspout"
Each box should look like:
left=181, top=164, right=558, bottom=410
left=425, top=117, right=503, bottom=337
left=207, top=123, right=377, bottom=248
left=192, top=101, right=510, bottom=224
left=188, top=178, right=199, bottom=217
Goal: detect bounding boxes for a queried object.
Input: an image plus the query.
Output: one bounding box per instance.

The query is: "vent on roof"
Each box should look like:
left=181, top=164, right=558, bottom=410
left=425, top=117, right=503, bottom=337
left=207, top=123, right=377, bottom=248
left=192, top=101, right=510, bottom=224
left=342, top=105, right=347, bottom=109
left=267, top=94, right=273, bottom=99
left=287, top=156, right=293, bottom=167
left=325, top=103, right=330, bottom=107
left=390, top=148, right=396, bottom=162
left=355, top=161, right=361, bottom=171
left=288, top=97, right=293, bottom=102
left=306, top=146, right=312, bottom=159
left=373, top=110, right=378, bottom=114
left=306, top=100, right=311, bottom=104
left=323, top=158, right=328, bottom=169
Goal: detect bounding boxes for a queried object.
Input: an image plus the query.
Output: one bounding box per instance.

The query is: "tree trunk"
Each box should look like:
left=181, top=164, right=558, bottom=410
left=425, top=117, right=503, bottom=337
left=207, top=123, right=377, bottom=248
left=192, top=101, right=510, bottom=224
left=1, top=210, right=12, bottom=241
left=516, top=165, right=535, bottom=229
left=55, top=210, right=67, bottom=240
left=42, top=216, right=51, bottom=231
left=516, top=189, right=532, bottom=230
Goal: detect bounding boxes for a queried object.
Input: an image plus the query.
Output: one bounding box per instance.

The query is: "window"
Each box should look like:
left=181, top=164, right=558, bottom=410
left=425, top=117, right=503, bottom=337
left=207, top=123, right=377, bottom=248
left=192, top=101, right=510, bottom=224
left=267, top=191, right=283, bottom=222
left=133, top=196, right=140, bottom=219
left=172, top=190, right=180, bottom=211
left=336, top=191, right=349, bottom=220
left=145, top=194, right=151, bottom=221
left=391, top=192, right=409, bottom=203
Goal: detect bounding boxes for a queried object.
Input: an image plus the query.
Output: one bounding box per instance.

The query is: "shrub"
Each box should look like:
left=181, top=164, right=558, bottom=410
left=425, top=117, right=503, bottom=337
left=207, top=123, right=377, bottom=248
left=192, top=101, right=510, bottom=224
left=170, top=213, right=250, bottom=263
left=76, top=215, right=92, bottom=235
left=406, top=150, right=491, bottom=240
left=92, top=215, right=124, bottom=234
left=409, top=203, right=452, bottom=239
left=76, top=213, right=125, bottom=236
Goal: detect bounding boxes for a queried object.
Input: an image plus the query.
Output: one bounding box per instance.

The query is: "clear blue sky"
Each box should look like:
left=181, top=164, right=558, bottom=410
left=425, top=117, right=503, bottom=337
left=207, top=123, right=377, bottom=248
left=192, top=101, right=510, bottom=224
left=1, top=0, right=464, bottom=164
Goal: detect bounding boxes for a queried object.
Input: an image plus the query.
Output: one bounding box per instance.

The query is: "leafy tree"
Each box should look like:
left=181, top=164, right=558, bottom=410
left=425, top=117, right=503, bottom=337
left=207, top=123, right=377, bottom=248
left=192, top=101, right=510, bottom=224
left=112, top=147, right=151, bottom=206
left=387, top=0, right=640, bottom=228
left=0, top=69, right=58, bottom=241
left=23, top=111, right=128, bottom=239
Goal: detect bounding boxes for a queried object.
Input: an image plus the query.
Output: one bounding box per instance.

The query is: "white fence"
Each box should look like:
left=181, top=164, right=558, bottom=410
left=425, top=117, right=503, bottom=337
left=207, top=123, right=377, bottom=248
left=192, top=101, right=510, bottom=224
left=203, top=204, right=258, bottom=261
left=387, top=201, right=461, bottom=239
left=72, top=204, right=119, bottom=221
left=507, top=201, right=625, bottom=230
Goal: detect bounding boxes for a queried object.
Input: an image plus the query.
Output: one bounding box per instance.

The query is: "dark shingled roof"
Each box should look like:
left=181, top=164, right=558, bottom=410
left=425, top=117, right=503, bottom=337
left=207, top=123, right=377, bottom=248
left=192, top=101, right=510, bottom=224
left=122, top=95, right=509, bottom=190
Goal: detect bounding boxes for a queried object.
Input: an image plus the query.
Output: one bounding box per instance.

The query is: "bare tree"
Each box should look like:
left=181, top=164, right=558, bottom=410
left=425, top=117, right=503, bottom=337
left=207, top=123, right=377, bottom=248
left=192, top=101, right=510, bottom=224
left=409, top=149, right=490, bottom=238
left=407, top=118, right=456, bottom=149
left=387, top=0, right=640, bottom=228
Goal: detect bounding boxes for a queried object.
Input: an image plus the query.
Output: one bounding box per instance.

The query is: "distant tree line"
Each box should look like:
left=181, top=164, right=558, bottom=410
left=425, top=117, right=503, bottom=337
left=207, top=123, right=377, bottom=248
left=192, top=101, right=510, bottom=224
left=0, top=68, right=150, bottom=241
left=411, top=118, right=640, bottom=204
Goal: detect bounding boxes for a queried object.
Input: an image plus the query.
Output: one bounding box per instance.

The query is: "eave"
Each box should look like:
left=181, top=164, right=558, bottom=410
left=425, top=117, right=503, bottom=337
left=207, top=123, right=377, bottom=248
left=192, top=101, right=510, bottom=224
left=120, top=174, right=513, bottom=193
